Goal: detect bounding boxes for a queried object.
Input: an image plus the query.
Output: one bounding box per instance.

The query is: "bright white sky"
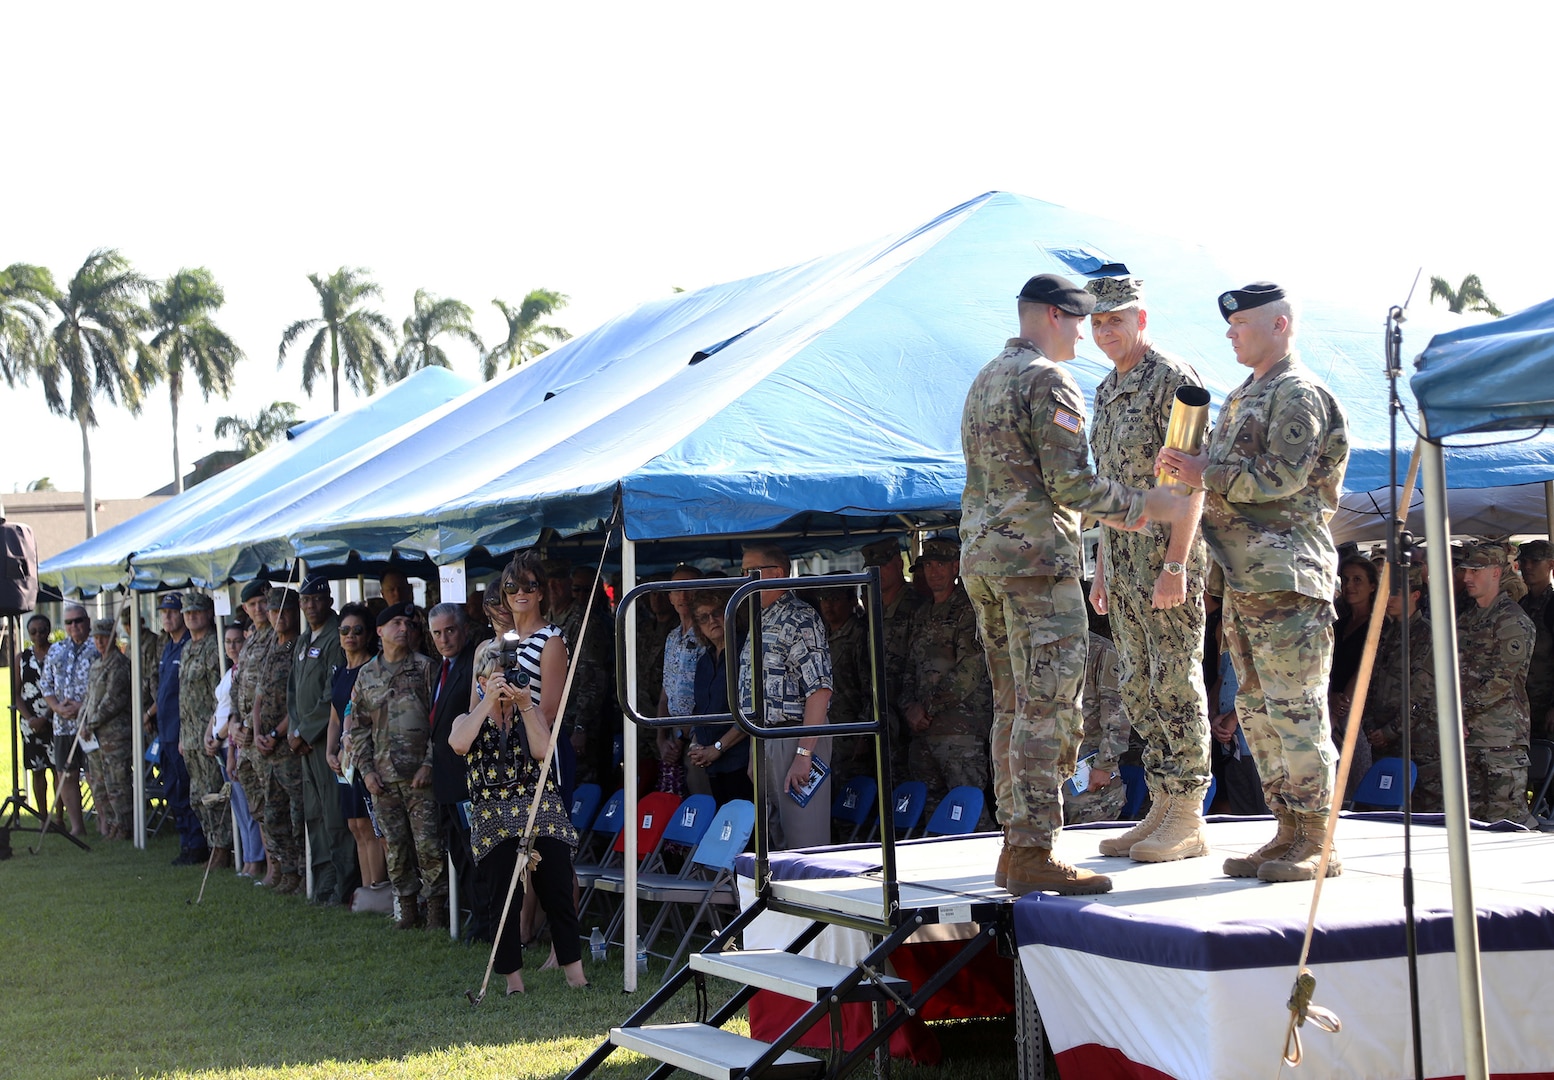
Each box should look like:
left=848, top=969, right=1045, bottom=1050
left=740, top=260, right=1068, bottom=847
left=4, top=2, right=1549, bottom=499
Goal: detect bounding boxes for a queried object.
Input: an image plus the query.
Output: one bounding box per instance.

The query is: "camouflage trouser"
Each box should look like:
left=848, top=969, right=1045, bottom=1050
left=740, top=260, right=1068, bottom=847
left=907, top=732, right=992, bottom=829
left=262, top=748, right=305, bottom=875
left=93, top=720, right=135, bottom=833
left=1063, top=777, right=1128, bottom=825
left=376, top=778, right=446, bottom=900
left=1222, top=589, right=1337, bottom=815
left=237, top=745, right=276, bottom=861
left=186, top=743, right=232, bottom=849
left=965, top=573, right=1086, bottom=848
left=1465, top=745, right=1533, bottom=825
left=1107, top=562, right=1210, bottom=800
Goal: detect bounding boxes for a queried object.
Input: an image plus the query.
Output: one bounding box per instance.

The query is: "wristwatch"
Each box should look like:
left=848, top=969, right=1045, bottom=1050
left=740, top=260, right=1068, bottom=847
left=794, top=746, right=812, bottom=758
left=713, top=740, right=724, bottom=752
left=1163, top=561, right=1185, bottom=576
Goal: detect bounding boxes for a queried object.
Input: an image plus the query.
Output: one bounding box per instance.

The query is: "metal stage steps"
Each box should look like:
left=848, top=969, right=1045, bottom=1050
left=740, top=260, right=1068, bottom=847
left=609, top=1022, right=825, bottom=1080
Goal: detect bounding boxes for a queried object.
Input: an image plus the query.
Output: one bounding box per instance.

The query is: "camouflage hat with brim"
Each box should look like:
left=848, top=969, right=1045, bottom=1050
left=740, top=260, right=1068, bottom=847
left=183, top=592, right=215, bottom=612
left=1459, top=542, right=1509, bottom=570
left=861, top=538, right=903, bottom=567
left=1518, top=539, right=1553, bottom=562
left=266, top=587, right=298, bottom=611
left=918, top=538, right=961, bottom=562
left=1085, top=276, right=1145, bottom=313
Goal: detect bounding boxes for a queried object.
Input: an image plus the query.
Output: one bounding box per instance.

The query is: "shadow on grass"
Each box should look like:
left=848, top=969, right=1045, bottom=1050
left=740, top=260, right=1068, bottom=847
left=0, top=829, right=1015, bottom=1080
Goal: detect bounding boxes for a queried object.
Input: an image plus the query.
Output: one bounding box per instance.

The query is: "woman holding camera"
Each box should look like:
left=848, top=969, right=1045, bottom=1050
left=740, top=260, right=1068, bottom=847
left=450, top=550, right=587, bottom=995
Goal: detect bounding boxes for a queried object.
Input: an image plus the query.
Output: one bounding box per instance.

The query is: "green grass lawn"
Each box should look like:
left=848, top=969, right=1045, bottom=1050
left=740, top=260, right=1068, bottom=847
left=2, top=672, right=1018, bottom=1080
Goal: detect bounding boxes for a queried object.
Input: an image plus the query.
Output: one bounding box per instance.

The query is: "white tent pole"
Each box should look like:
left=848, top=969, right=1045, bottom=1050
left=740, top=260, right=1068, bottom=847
left=622, top=533, right=639, bottom=993
left=129, top=589, right=145, bottom=849
left=1545, top=479, right=1553, bottom=538
left=1420, top=429, right=1489, bottom=1080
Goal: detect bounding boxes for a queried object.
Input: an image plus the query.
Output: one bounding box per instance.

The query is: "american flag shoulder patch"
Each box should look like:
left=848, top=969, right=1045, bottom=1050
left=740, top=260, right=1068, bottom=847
left=1053, top=407, right=1083, bottom=433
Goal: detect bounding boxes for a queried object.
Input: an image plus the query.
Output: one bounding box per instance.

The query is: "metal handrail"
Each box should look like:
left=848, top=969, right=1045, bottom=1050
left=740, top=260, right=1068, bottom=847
left=612, top=566, right=900, bottom=925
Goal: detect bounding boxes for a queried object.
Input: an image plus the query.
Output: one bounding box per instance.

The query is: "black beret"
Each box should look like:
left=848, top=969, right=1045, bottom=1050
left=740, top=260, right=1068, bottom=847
left=376, top=601, right=417, bottom=627
left=1217, top=282, right=1286, bottom=322
left=299, top=574, right=331, bottom=597
left=240, top=579, right=269, bottom=602
left=1017, top=273, right=1096, bottom=317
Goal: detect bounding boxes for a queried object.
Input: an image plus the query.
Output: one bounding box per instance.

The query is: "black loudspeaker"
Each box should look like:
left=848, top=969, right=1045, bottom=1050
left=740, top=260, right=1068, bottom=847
left=0, top=518, right=39, bottom=617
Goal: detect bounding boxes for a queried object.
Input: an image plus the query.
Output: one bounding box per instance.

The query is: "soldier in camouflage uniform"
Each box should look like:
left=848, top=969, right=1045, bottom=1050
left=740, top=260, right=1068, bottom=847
left=81, top=619, right=134, bottom=839
left=180, top=593, right=232, bottom=861
left=232, top=580, right=275, bottom=874
left=816, top=579, right=873, bottom=784
left=1516, top=539, right=1553, bottom=741
left=861, top=538, right=921, bottom=785
left=352, top=602, right=443, bottom=928
left=960, top=274, right=1182, bottom=897
left=120, top=607, right=163, bottom=730
left=1159, top=283, right=1350, bottom=883
left=253, top=589, right=304, bottom=893
left=1083, top=276, right=1212, bottom=862
left=1362, top=566, right=1440, bottom=811
left=544, top=560, right=617, bottom=787
left=900, top=538, right=993, bottom=828
left=1065, top=633, right=1131, bottom=825
left=1457, top=543, right=1538, bottom=825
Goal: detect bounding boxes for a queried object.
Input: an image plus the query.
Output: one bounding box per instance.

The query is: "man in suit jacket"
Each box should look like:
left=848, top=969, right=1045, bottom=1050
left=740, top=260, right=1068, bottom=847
left=428, top=602, right=485, bottom=938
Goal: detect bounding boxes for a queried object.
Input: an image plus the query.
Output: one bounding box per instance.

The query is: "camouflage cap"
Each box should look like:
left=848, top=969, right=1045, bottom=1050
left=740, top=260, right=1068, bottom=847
left=918, top=537, right=961, bottom=562
left=91, top=617, right=117, bottom=636
left=860, top=538, right=903, bottom=567
left=266, top=586, right=298, bottom=611
left=183, top=591, right=215, bottom=612
left=1085, top=275, right=1145, bottom=313
left=1459, top=542, right=1509, bottom=570
left=1518, top=539, right=1553, bottom=562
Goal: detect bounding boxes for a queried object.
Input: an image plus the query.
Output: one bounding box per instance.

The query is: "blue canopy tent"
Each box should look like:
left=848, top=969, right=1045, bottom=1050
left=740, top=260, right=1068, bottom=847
left=273, top=190, right=1519, bottom=569
left=39, top=366, right=475, bottom=594
left=1404, top=298, right=1554, bottom=1080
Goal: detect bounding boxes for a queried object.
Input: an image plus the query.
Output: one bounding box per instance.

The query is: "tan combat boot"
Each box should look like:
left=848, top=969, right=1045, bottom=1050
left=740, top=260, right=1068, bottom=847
left=1098, top=790, right=1165, bottom=857
left=1258, top=811, right=1342, bottom=882
left=426, top=896, right=450, bottom=930
left=273, top=871, right=304, bottom=895
left=1222, top=809, right=1299, bottom=877
left=1006, top=846, right=1113, bottom=897
left=1128, top=794, right=1210, bottom=863
left=395, top=895, right=424, bottom=930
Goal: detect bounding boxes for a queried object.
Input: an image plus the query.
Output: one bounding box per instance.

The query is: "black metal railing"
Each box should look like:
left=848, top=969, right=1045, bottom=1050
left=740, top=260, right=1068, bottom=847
left=614, top=567, right=900, bottom=924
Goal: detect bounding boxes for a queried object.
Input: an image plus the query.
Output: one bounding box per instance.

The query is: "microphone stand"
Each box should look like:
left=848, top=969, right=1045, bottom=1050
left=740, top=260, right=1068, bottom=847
left=1386, top=300, right=1425, bottom=1080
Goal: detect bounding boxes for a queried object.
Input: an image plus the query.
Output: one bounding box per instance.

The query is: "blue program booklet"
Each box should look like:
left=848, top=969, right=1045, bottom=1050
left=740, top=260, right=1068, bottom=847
left=789, top=755, right=831, bottom=807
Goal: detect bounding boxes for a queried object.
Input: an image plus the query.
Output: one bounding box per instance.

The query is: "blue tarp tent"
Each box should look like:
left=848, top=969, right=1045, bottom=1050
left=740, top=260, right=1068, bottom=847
left=274, top=191, right=1547, bottom=568
left=1414, top=297, right=1554, bottom=439
left=40, top=366, right=474, bottom=593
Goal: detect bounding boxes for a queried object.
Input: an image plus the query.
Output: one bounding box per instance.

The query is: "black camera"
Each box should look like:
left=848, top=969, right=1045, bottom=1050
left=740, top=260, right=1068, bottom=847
left=498, top=631, right=531, bottom=690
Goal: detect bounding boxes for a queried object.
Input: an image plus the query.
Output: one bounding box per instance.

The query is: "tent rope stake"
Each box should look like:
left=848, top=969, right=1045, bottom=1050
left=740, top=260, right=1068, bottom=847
left=1278, top=440, right=1422, bottom=1071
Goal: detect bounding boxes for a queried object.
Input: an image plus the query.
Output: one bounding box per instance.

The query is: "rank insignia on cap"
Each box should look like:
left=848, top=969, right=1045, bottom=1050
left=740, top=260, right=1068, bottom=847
left=1221, top=294, right=1239, bottom=312
left=1054, top=408, right=1083, bottom=433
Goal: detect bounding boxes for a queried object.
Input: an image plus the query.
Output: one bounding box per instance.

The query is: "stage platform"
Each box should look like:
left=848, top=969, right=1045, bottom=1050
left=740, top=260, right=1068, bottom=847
left=737, top=815, right=1554, bottom=1078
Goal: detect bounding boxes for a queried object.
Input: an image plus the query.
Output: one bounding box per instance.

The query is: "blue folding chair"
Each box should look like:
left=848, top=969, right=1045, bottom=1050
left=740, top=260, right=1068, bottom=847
left=868, top=780, right=927, bottom=840
left=925, top=785, right=985, bottom=836
left=602, top=793, right=718, bottom=942
left=831, top=775, right=877, bottom=842
left=572, top=788, right=627, bottom=885
left=143, top=738, right=170, bottom=837
left=569, top=783, right=603, bottom=836
left=638, top=800, right=758, bottom=973
left=1349, top=757, right=1416, bottom=811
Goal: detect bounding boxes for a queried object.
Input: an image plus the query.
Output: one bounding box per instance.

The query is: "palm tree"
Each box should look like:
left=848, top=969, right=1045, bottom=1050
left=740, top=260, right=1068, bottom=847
left=146, top=268, right=245, bottom=493
left=1429, top=274, right=1503, bottom=317
left=36, top=249, right=154, bottom=538
left=215, top=401, right=300, bottom=457
left=483, top=289, right=571, bottom=379
left=277, top=267, right=395, bottom=411
left=1, top=262, right=59, bottom=386
left=391, top=289, right=484, bottom=380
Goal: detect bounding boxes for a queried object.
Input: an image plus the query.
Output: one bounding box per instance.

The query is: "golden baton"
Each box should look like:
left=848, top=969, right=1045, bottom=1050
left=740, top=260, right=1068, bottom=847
left=1157, top=385, right=1212, bottom=494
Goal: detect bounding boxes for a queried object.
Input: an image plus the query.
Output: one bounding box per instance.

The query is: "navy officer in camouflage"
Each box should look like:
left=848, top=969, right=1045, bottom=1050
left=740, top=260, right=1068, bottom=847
left=1158, top=282, right=1350, bottom=882
left=1457, top=543, right=1537, bottom=825
left=1084, top=275, right=1213, bottom=863
left=1065, top=631, right=1131, bottom=825
left=961, top=272, right=1185, bottom=896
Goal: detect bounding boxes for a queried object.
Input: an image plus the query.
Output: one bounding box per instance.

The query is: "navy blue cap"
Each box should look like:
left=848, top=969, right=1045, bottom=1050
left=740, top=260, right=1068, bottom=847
left=157, top=593, right=184, bottom=611
left=299, top=574, right=331, bottom=597
left=1218, top=282, right=1286, bottom=322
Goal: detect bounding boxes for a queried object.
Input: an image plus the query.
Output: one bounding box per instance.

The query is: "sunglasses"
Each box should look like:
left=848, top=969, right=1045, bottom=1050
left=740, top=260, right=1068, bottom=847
left=340, top=625, right=367, bottom=636
left=694, top=610, right=723, bottom=625
left=65, top=617, right=89, bottom=626
left=503, top=579, right=542, bottom=594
